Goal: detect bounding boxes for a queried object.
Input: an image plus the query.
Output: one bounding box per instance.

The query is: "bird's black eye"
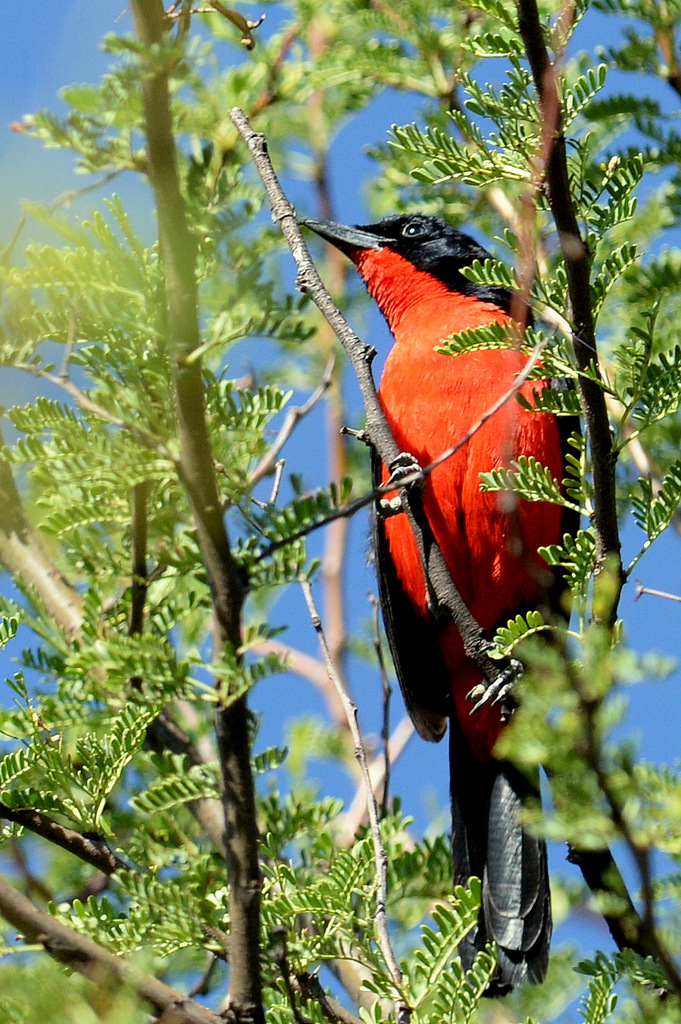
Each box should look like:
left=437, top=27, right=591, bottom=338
left=402, top=220, right=426, bottom=238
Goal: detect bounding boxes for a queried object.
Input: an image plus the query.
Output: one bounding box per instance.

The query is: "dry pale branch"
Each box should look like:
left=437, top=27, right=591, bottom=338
left=338, top=716, right=415, bottom=847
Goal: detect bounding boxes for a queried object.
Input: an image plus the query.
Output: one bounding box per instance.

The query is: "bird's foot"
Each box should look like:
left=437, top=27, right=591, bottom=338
left=466, top=658, right=523, bottom=722
left=377, top=452, right=424, bottom=519
left=386, top=451, right=424, bottom=488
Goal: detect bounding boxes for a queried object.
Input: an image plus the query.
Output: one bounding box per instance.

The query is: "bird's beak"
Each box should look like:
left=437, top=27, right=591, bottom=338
left=302, top=218, right=385, bottom=255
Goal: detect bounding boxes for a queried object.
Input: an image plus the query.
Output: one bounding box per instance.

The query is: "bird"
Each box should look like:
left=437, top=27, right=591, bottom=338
left=304, top=212, right=574, bottom=995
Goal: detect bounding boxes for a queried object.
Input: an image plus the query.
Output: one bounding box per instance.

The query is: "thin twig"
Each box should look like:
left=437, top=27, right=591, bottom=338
left=300, top=581, right=409, bottom=1024
left=267, top=460, right=285, bottom=506
left=129, top=480, right=150, bottom=637
left=371, top=594, right=393, bottom=819
left=37, top=366, right=170, bottom=455
left=248, top=356, right=335, bottom=489
left=635, top=582, right=681, bottom=604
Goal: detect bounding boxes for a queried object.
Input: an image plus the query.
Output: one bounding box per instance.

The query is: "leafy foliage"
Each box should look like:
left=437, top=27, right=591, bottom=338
left=3, top=0, right=681, bottom=1021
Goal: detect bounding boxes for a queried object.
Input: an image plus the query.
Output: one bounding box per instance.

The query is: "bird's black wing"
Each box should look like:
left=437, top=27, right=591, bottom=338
left=370, top=447, right=450, bottom=742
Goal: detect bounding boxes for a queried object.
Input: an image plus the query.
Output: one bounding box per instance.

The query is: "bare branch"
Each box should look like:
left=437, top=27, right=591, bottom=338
left=300, top=581, right=409, bottom=1024
left=635, top=582, right=681, bottom=604
left=248, top=356, right=335, bottom=489
left=0, top=444, right=83, bottom=639
left=338, top=716, right=414, bottom=847
left=0, top=875, right=225, bottom=1024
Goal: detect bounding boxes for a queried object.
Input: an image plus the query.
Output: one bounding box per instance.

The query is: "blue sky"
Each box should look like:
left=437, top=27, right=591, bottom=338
left=2, top=3, right=681, bottom=1010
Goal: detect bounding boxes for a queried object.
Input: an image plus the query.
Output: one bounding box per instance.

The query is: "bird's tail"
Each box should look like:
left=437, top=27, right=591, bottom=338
left=449, top=720, right=551, bottom=996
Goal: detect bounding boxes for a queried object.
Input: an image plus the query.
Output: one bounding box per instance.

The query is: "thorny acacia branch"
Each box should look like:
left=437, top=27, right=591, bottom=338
left=300, top=581, right=409, bottom=1024
left=0, top=875, right=225, bottom=1024
left=132, top=5, right=263, bottom=1020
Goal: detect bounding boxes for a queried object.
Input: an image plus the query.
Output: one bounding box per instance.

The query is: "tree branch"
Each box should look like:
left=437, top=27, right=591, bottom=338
left=0, top=875, right=224, bottom=1024
left=0, top=805, right=132, bottom=876
left=566, top=660, right=681, bottom=996
left=132, top=6, right=263, bottom=1019
left=296, top=971, right=365, bottom=1024
left=129, top=480, right=150, bottom=638
left=516, top=0, right=623, bottom=608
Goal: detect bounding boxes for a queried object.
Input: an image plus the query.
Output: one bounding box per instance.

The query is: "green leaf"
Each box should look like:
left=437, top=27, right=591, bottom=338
left=480, top=455, right=582, bottom=512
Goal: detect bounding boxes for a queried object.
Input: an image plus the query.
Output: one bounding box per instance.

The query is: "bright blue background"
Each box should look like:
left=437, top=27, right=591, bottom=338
left=2, top=3, right=681, bottom=1014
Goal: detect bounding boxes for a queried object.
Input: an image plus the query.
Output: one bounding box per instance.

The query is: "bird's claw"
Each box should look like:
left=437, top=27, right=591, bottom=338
left=467, top=658, right=523, bottom=722
left=386, top=452, right=424, bottom=490
left=377, top=495, right=404, bottom=519
left=377, top=453, right=424, bottom=519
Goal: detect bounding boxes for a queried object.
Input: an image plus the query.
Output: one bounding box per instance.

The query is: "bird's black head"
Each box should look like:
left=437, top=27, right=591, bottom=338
left=304, top=214, right=513, bottom=314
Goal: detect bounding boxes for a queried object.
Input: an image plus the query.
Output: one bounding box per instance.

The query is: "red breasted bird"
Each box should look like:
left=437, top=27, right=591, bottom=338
left=305, top=213, right=573, bottom=995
